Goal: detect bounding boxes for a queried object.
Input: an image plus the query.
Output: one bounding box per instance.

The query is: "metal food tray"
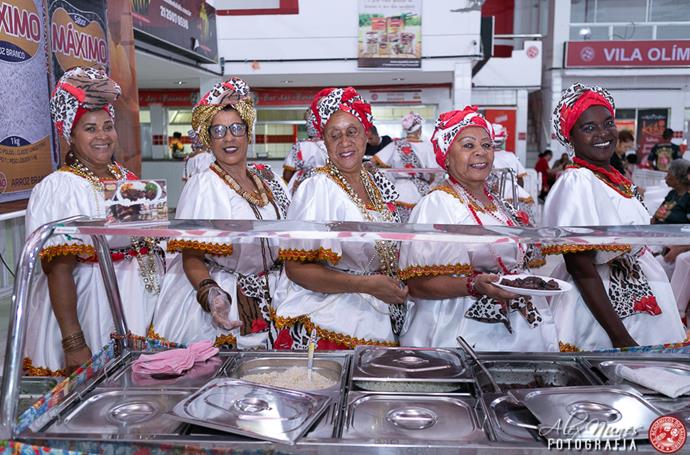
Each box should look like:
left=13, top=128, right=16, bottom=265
left=44, top=388, right=190, bottom=436
left=221, top=351, right=350, bottom=440
left=474, top=359, right=599, bottom=393
left=351, top=346, right=471, bottom=384
left=170, top=378, right=331, bottom=445
left=481, top=393, right=540, bottom=442
left=341, top=392, right=488, bottom=444
left=99, top=353, right=227, bottom=389
left=509, top=385, right=662, bottom=441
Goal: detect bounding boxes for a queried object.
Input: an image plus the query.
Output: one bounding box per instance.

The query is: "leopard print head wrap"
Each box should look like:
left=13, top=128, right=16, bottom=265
left=553, top=83, right=615, bottom=155
left=314, top=87, right=373, bottom=136
left=50, top=66, right=121, bottom=143
left=430, top=106, right=493, bottom=169
left=402, top=111, right=423, bottom=135
left=192, top=77, right=255, bottom=147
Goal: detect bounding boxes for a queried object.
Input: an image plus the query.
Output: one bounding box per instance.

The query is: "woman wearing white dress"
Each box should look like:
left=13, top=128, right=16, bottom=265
left=25, top=67, right=162, bottom=374
left=152, top=78, right=290, bottom=349
left=273, top=87, right=408, bottom=350
left=543, top=83, right=686, bottom=351
left=282, top=89, right=331, bottom=194
left=373, top=112, right=440, bottom=221
left=399, top=107, right=558, bottom=351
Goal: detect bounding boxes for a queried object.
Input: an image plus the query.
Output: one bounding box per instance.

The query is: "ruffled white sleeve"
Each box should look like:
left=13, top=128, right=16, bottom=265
left=399, top=189, right=473, bottom=280
left=278, top=173, right=343, bottom=265
left=26, top=172, right=97, bottom=261
left=167, top=172, right=234, bottom=256
left=283, top=142, right=299, bottom=171
left=542, top=168, right=629, bottom=261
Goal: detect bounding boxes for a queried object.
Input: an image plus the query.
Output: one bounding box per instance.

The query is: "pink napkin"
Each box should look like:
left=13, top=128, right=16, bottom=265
left=131, top=340, right=219, bottom=376
left=132, top=356, right=223, bottom=386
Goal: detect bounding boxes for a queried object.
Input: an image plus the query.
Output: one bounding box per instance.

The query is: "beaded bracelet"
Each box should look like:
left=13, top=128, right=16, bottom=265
left=466, top=273, right=480, bottom=298
left=196, top=279, right=219, bottom=312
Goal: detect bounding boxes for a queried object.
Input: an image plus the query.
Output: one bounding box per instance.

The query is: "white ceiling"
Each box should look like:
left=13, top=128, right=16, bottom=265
left=135, top=49, right=455, bottom=90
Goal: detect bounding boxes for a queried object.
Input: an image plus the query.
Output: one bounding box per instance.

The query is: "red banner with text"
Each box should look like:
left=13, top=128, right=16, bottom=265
left=565, top=40, right=690, bottom=68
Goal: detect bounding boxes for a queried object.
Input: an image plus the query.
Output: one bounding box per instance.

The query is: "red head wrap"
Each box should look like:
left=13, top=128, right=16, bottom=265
left=430, top=106, right=494, bottom=169
left=314, top=87, right=373, bottom=135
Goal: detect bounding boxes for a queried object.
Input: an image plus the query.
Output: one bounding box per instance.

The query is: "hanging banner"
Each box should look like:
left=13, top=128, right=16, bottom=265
left=131, top=0, right=218, bottom=63
left=357, top=0, right=421, bottom=69
left=636, top=108, right=669, bottom=166
left=0, top=0, right=55, bottom=202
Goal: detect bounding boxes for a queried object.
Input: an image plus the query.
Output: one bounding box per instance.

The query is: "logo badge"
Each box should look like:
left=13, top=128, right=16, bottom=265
left=649, top=416, right=687, bottom=453
left=580, top=46, right=595, bottom=62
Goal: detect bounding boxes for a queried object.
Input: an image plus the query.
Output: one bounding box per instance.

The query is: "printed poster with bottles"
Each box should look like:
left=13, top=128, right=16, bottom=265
left=103, top=179, right=168, bottom=223
left=358, top=0, right=421, bottom=69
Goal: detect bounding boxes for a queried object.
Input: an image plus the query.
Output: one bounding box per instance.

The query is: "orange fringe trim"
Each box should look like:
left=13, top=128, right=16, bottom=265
left=272, top=309, right=397, bottom=349
left=396, top=201, right=416, bottom=209
left=278, top=247, right=341, bottom=265
left=559, top=341, right=581, bottom=353
left=527, top=257, right=546, bottom=269
left=23, top=357, right=66, bottom=377
left=40, top=244, right=96, bottom=262
left=399, top=263, right=473, bottom=280
left=371, top=155, right=391, bottom=168
left=541, top=244, right=631, bottom=256
left=148, top=324, right=236, bottom=349
left=167, top=240, right=233, bottom=256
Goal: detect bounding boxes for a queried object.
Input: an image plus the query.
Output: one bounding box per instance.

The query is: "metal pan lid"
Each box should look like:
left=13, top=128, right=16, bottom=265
left=352, top=346, right=468, bottom=381
left=170, top=378, right=331, bottom=445
left=508, top=385, right=661, bottom=441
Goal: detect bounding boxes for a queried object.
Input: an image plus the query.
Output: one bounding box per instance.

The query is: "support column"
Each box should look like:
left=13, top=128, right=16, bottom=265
left=516, top=89, right=528, bottom=165
left=453, top=60, right=473, bottom=108
left=149, top=103, right=167, bottom=160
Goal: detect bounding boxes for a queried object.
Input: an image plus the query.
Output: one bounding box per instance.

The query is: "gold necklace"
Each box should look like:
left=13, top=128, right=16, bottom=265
left=65, top=155, right=125, bottom=191
left=211, top=162, right=269, bottom=207
left=325, top=163, right=399, bottom=278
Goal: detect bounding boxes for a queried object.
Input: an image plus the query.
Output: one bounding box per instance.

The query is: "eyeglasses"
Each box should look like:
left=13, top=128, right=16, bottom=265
left=325, top=127, right=362, bottom=143
left=209, top=123, right=247, bottom=139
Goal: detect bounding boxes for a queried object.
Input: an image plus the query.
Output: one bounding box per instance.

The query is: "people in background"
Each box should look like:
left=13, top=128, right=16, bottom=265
left=273, top=87, right=406, bottom=350
left=535, top=149, right=552, bottom=201
left=152, top=77, right=290, bottom=349
left=611, top=129, right=634, bottom=175
left=25, top=67, right=162, bottom=374
left=550, top=152, right=571, bottom=180
left=652, top=159, right=690, bottom=325
left=282, top=90, right=330, bottom=194
left=365, top=124, right=392, bottom=156
left=399, top=107, right=557, bottom=351
left=648, top=128, right=680, bottom=171
left=170, top=131, right=186, bottom=160
left=491, top=123, right=535, bottom=215
left=372, top=111, right=440, bottom=221
left=543, top=82, right=685, bottom=351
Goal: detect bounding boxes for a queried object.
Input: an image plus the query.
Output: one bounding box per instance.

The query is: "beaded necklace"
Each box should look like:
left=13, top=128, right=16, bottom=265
left=449, top=179, right=524, bottom=275
left=65, top=153, right=126, bottom=192
left=210, top=162, right=269, bottom=207
left=325, top=162, right=399, bottom=278
left=568, top=156, right=634, bottom=198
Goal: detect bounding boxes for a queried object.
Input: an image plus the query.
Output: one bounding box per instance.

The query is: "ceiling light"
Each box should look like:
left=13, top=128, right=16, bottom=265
left=176, top=80, right=187, bottom=85
left=392, top=77, right=405, bottom=81
left=578, top=27, right=592, bottom=37
left=280, top=80, right=293, bottom=84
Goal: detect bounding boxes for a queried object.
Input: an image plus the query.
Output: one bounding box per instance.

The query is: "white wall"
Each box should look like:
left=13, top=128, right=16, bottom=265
left=218, top=0, right=481, bottom=79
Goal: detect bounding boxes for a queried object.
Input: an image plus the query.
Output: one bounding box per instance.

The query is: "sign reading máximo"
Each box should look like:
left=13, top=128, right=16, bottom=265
left=565, top=40, right=690, bottom=68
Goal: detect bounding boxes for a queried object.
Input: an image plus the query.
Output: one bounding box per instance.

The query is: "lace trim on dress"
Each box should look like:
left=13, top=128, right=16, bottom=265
left=167, top=240, right=233, bottom=256
left=399, top=263, right=473, bottom=280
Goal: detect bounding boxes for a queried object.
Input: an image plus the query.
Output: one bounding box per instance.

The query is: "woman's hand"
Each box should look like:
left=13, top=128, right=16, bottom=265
left=472, top=274, right=519, bottom=300
left=361, top=275, right=408, bottom=304
left=207, top=287, right=243, bottom=331
left=664, top=245, right=690, bottom=263
left=64, top=344, right=92, bottom=374
left=611, top=334, right=639, bottom=349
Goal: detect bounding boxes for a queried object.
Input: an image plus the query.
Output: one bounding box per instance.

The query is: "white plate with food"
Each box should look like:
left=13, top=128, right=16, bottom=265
left=493, top=274, right=572, bottom=297
left=116, top=180, right=162, bottom=203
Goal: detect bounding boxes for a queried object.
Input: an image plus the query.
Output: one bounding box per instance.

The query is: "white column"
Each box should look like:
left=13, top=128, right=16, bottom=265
left=149, top=103, right=168, bottom=160
left=453, top=60, right=473, bottom=108
left=516, top=89, right=528, bottom=165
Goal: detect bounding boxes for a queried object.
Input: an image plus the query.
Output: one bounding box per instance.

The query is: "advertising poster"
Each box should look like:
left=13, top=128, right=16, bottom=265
left=0, top=0, right=55, bottom=202
left=132, top=0, right=217, bottom=63
left=108, top=0, right=141, bottom=175
left=483, top=109, right=517, bottom=153
left=636, top=109, right=669, bottom=165
left=358, top=0, right=421, bottom=69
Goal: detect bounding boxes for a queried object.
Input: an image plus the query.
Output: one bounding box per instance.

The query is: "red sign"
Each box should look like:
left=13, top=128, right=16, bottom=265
left=565, top=40, right=690, bottom=68
left=649, top=415, right=686, bottom=453
left=482, top=108, right=517, bottom=153
left=139, top=89, right=198, bottom=107
left=254, top=88, right=319, bottom=107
